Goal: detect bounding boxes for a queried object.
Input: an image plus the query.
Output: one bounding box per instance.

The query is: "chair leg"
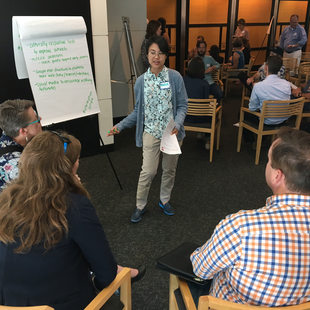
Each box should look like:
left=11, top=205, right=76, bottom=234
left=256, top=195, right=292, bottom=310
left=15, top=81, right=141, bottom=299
left=210, top=132, right=215, bottom=163
left=255, top=134, right=263, bottom=165
left=237, top=126, right=243, bottom=152
left=169, top=274, right=179, bottom=310
left=216, top=125, right=221, bottom=150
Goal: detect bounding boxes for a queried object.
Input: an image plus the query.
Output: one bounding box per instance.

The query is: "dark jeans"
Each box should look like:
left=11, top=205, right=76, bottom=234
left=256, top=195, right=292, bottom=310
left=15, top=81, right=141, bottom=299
left=209, top=83, right=223, bottom=103
left=187, top=279, right=213, bottom=306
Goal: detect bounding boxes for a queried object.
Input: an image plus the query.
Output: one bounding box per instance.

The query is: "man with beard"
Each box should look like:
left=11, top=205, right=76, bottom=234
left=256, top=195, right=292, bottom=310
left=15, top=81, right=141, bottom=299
left=197, top=41, right=223, bottom=102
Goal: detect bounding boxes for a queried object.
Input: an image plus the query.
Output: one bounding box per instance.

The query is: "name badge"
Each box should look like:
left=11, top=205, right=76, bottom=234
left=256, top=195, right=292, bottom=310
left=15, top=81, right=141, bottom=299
left=160, top=82, right=170, bottom=89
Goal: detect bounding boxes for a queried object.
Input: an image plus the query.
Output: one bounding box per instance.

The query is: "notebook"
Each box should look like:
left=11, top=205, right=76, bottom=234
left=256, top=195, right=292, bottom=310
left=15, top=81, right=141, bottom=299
left=157, top=242, right=208, bottom=285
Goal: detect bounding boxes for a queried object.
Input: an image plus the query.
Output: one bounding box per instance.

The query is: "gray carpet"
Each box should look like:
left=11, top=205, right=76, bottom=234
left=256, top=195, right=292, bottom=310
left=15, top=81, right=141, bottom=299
left=78, top=87, right=272, bottom=309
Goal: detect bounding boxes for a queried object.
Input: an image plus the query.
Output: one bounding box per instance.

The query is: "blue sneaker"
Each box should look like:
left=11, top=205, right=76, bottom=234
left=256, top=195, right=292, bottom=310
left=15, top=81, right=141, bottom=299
left=131, top=208, right=145, bottom=223
left=159, top=201, right=175, bottom=216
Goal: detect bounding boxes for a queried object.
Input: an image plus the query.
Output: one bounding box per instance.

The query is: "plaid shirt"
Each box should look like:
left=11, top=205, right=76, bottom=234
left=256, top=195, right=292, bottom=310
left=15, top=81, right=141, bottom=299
left=191, top=194, right=310, bottom=307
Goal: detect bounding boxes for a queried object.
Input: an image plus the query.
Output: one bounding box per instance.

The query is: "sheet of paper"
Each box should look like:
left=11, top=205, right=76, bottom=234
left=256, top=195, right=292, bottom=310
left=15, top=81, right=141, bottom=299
left=12, top=16, right=100, bottom=126
left=160, top=119, right=182, bottom=155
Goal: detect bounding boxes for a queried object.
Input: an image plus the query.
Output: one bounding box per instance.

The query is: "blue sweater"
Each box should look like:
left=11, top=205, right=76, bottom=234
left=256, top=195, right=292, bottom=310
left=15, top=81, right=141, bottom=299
left=116, top=68, right=188, bottom=147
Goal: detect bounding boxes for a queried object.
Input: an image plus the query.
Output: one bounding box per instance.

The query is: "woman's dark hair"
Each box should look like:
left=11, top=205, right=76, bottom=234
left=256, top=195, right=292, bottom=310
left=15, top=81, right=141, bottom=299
left=187, top=57, right=205, bottom=79
left=232, top=38, right=243, bottom=48
left=237, top=18, right=246, bottom=26
left=209, top=45, right=220, bottom=58
left=146, top=35, right=169, bottom=56
left=158, top=17, right=166, bottom=35
left=145, top=20, right=161, bottom=39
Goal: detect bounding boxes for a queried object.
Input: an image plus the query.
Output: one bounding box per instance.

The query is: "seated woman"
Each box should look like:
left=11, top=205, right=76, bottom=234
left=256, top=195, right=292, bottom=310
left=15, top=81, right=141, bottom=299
left=183, top=56, right=210, bottom=123
left=209, top=45, right=224, bottom=64
left=0, top=131, right=143, bottom=310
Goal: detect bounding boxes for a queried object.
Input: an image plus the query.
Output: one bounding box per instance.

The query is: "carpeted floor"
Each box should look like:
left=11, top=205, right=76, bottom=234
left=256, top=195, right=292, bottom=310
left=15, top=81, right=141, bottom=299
left=78, top=86, right=273, bottom=309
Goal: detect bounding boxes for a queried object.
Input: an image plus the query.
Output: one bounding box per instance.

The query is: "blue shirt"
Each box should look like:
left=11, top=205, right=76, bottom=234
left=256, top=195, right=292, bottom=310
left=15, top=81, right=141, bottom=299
left=280, top=24, right=307, bottom=53
left=202, top=56, right=220, bottom=85
left=249, top=74, right=291, bottom=125
left=143, top=67, right=173, bottom=139
left=0, top=134, right=22, bottom=191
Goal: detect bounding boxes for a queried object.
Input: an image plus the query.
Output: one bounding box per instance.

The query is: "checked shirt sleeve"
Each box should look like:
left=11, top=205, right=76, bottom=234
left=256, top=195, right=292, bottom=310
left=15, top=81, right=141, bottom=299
left=190, top=214, right=242, bottom=279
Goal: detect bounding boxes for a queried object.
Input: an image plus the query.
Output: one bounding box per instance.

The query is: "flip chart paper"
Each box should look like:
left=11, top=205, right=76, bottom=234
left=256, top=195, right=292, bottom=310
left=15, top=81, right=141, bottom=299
left=12, top=16, right=100, bottom=126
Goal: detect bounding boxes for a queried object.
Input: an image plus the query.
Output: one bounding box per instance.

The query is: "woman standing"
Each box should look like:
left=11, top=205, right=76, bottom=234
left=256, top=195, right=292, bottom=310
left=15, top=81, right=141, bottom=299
left=109, top=35, right=188, bottom=223
left=141, top=20, right=162, bottom=72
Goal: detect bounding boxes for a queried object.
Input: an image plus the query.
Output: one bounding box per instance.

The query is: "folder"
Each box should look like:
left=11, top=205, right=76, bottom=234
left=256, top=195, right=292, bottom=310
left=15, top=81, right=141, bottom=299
left=157, top=242, right=208, bottom=285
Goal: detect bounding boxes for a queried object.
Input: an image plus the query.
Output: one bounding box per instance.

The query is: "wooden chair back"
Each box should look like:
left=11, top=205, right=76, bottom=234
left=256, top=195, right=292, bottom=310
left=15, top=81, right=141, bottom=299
left=169, top=274, right=310, bottom=310
left=184, top=98, right=222, bottom=162
left=237, top=97, right=305, bottom=165
left=198, top=295, right=310, bottom=310
left=283, top=57, right=298, bottom=78
left=0, top=307, right=53, bottom=309
left=301, top=51, right=310, bottom=63
left=0, top=268, right=131, bottom=310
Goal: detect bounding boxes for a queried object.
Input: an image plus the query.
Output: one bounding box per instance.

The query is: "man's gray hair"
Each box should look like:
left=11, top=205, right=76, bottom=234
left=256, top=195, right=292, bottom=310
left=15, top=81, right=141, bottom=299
left=0, top=99, right=34, bottom=138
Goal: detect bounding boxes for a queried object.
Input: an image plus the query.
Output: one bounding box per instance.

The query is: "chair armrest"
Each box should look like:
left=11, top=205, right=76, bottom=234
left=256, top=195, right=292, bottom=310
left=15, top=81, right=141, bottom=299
left=85, top=267, right=131, bottom=310
left=216, top=105, right=222, bottom=113
left=241, top=107, right=260, bottom=117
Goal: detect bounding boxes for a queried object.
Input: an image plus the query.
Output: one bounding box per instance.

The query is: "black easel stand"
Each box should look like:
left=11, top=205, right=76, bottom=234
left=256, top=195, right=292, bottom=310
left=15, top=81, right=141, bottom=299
left=99, top=135, right=123, bottom=190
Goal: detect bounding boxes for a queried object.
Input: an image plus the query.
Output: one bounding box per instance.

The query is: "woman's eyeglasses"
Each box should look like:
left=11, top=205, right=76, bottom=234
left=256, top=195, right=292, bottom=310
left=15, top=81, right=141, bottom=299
left=25, top=115, right=41, bottom=127
left=50, top=131, right=71, bottom=153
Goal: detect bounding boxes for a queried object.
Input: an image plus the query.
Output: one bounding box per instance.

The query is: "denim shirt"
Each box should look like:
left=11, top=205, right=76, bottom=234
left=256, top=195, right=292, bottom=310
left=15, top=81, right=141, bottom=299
left=116, top=69, right=188, bottom=147
left=280, top=24, right=307, bottom=52
left=144, top=67, right=173, bottom=139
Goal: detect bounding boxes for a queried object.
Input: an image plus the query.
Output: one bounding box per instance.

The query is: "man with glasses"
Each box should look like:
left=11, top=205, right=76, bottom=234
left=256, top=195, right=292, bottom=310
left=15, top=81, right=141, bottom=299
left=0, top=99, right=42, bottom=191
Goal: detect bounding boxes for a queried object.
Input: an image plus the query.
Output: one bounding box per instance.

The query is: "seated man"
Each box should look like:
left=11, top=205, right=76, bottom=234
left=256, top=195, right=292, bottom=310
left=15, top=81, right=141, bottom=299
left=197, top=40, right=223, bottom=102
left=248, top=55, right=291, bottom=125
left=0, top=99, right=42, bottom=191
left=191, top=127, right=310, bottom=307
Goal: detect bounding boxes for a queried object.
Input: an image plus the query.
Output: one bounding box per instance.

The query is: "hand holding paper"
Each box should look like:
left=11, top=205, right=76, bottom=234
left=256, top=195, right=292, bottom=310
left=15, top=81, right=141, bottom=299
left=160, top=119, right=181, bottom=155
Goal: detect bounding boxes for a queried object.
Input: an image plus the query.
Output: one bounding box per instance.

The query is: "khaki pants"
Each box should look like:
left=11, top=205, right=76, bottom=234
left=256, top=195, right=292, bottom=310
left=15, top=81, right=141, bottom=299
left=136, top=132, right=181, bottom=210
left=283, top=50, right=302, bottom=74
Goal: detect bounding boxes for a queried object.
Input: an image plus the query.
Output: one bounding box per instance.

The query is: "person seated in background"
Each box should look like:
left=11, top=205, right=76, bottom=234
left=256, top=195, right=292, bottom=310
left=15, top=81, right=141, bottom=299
left=191, top=127, right=310, bottom=307
left=197, top=40, right=223, bottom=102
left=0, top=99, right=42, bottom=191
left=291, top=79, right=310, bottom=112
left=183, top=56, right=210, bottom=110
left=248, top=55, right=291, bottom=125
left=234, top=18, right=249, bottom=40
left=0, top=131, right=144, bottom=310
left=188, top=35, right=205, bottom=60
left=241, top=37, right=251, bottom=65
left=141, top=20, right=162, bottom=72
left=226, top=38, right=245, bottom=71
left=209, top=45, right=224, bottom=64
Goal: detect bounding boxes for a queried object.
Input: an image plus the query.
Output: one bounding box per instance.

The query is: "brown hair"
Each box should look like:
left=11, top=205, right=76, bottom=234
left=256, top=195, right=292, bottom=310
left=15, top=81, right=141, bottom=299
left=271, top=127, right=310, bottom=194
left=0, top=131, right=89, bottom=253
left=145, top=20, right=161, bottom=39
left=62, top=132, right=81, bottom=166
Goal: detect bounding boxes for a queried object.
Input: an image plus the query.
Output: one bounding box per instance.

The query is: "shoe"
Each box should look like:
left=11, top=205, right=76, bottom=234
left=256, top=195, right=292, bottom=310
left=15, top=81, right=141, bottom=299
left=130, top=208, right=145, bottom=223
left=159, top=201, right=175, bottom=216
left=131, top=265, right=146, bottom=284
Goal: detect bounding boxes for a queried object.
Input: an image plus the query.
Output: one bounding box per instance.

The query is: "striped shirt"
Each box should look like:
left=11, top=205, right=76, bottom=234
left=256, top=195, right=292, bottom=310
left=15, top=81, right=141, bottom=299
left=190, top=194, right=310, bottom=307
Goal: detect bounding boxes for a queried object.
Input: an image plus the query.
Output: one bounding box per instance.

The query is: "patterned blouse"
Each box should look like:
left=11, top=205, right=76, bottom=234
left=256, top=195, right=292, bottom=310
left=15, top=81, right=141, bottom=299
left=143, top=67, right=173, bottom=140
left=0, top=134, right=22, bottom=191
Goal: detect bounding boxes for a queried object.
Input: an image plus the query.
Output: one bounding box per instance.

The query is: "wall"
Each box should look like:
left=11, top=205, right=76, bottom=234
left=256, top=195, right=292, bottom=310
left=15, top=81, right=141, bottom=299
left=90, top=0, right=113, bottom=145
left=107, top=0, right=147, bottom=118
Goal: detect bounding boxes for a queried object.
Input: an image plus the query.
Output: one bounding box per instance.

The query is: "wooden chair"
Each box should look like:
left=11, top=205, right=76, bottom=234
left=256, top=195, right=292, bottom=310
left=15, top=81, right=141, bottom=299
left=223, top=56, right=255, bottom=96
left=237, top=97, right=305, bottom=165
left=290, top=62, right=310, bottom=86
left=210, top=67, right=224, bottom=93
left=282, top=57, right=298, bottom=79
left=301, top=51, right=310, bottom=63
left=169, top=274, right=310, bottom=310
left=0, top=268, right=132, bottom=310
left=184, top=99, right=222, bottom=162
